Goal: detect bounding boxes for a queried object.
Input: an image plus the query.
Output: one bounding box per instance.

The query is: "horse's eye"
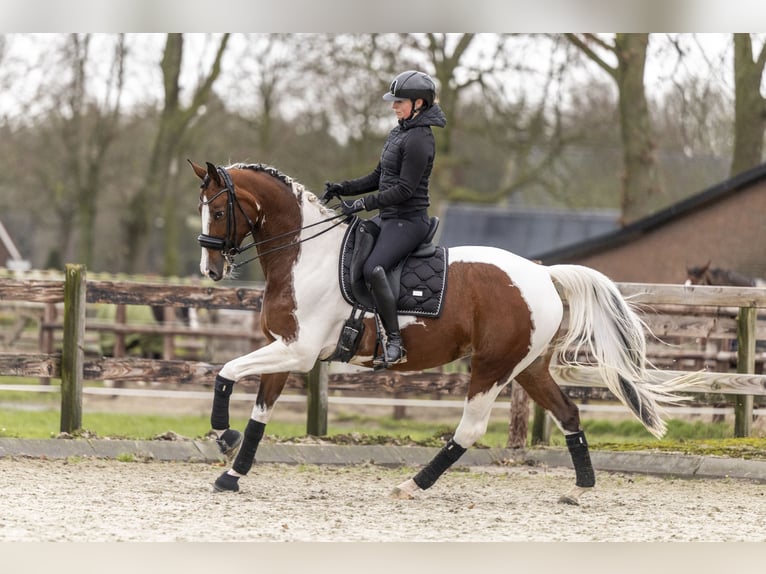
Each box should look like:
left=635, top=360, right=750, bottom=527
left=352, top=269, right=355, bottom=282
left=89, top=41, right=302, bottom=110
left=214, top=210, right=225, bottom=221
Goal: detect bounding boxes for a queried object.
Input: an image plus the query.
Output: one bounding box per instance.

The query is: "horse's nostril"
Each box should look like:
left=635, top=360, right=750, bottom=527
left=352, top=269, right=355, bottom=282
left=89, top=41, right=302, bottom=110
left=207, top=269, right=220, bottom=281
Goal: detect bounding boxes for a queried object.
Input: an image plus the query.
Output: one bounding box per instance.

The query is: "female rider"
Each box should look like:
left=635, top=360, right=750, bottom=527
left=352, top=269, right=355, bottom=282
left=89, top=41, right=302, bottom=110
left=324, top=70, right=447, bottom=367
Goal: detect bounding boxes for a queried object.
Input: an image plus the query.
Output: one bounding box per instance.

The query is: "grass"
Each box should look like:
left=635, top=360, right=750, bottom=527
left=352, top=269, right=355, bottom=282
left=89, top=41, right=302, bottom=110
left=1, top=405, right=765, bottom=460
left=2, top=376, right=765, bottom=459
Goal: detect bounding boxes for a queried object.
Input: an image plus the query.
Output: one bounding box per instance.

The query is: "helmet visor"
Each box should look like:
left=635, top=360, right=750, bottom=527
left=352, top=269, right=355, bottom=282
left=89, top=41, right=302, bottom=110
left=382, top=78, right=406, bottom=102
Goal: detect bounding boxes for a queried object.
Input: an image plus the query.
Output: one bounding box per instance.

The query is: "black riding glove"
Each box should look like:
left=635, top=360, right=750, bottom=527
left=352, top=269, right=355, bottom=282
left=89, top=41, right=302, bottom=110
left=341, top=198, right=367, bottom=216
left=322, top=182, right=345, bottom=203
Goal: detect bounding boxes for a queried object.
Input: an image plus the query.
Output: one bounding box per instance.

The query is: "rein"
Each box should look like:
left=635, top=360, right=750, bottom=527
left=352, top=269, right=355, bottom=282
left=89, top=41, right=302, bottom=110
left=198, top=166, right=347, bottom=271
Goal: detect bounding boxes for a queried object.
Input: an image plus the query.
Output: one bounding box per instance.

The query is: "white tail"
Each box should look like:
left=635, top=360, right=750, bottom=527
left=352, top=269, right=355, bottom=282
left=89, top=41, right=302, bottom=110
left=548, top=264, right=692, bottom=438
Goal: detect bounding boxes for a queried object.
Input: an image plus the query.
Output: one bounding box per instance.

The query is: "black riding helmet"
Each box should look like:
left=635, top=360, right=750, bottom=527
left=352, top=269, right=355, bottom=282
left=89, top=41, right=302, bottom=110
left=382, top=70, right=436, bottom=109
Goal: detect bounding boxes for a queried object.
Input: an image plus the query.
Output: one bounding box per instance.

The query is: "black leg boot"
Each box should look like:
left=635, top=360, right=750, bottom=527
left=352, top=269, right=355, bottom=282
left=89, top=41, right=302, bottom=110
left=211, top=375, right=242, bottom=458
left=368, top=265, right=406, bottom=367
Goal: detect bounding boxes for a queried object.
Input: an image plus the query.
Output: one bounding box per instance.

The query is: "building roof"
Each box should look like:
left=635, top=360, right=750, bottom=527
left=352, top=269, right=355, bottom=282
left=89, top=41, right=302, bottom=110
left=439, top=203, right=620, bottom=259
left=534, top=161, right=766, bottom=264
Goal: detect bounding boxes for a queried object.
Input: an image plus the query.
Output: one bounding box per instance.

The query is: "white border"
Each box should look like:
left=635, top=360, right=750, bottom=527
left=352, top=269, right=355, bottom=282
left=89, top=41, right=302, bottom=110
left=1, top=1, right=765, bottom=32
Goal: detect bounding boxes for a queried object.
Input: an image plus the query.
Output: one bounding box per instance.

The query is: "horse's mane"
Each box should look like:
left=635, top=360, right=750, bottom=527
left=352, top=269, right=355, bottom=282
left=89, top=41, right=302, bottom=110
left=228, top=162, right=336, bottom=218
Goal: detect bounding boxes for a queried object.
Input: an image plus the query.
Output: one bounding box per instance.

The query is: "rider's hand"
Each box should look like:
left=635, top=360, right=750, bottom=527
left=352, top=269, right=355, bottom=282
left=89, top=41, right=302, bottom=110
left=322, top=182, right=344, bottom=203
left=341, top=198, right=367, bottom=216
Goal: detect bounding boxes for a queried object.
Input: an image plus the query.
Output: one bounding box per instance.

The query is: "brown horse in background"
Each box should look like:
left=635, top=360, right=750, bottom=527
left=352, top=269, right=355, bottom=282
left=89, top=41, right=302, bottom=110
left=686, top=261, right=766, bottom=287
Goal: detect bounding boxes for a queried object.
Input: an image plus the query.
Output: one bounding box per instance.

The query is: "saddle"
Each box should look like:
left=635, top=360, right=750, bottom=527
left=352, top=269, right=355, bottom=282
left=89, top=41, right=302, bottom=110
left=327, top=216, right=448, bottom=364
left=339, top=216, right=448, bottom=318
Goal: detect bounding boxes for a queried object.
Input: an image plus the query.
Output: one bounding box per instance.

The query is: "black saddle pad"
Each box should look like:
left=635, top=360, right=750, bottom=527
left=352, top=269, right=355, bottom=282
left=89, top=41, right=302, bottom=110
left=338, top=218, right=448, bottom=318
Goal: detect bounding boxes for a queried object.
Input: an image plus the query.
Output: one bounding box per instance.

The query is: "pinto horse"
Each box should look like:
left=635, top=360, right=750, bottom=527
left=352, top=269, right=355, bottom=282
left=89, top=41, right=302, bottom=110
left=191, top=160, right=690, bottom=504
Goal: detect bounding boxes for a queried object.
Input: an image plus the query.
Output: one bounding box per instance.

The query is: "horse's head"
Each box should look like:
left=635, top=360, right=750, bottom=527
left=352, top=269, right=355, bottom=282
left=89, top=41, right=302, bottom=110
left=190, top=160, right=260, bottom=281
left=685, top=261, right=711, bottom=286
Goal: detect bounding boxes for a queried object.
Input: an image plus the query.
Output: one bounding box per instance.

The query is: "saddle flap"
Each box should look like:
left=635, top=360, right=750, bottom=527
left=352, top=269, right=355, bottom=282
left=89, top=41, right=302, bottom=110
left=339, top=217, right=448, bottom=318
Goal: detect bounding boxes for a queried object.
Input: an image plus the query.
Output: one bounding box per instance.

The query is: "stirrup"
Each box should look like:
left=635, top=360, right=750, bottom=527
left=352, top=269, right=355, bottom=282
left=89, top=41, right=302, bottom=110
left=373, top=337, right=407, bottom=369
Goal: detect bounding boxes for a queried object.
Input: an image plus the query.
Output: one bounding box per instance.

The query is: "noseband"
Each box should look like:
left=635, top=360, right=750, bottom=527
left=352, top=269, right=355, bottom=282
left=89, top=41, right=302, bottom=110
left=198, top=165, right=347, bottom=271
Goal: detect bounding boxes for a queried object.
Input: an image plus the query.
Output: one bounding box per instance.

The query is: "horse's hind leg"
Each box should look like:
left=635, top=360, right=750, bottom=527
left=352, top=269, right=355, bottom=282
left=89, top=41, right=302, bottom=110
left=212, top=372, right=288, bottom=492
left=514, top=355, right=595, bottom=505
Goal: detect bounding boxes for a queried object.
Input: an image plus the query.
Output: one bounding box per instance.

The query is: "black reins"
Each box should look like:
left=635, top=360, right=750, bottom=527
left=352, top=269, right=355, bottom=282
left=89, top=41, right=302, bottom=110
left=197, top=166, right=347, bottom=271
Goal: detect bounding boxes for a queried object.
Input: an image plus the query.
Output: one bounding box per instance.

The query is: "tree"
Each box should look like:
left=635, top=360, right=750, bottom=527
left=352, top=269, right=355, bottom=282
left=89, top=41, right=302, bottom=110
left=123, top=33, right=230, bottom=275
left=566, top=33, right=661, bottom=224
left=730, top=33, right=766, bottom=176
left=63, top=34, right=126, bottom=268
left=401, top=34, right=485, bottom=201
left=4, top=35, right=127, bottom=269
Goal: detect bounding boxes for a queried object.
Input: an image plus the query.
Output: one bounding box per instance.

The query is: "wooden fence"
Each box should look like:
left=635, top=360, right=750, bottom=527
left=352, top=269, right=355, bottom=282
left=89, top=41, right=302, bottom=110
left=2, top=264, right=766, bottom=443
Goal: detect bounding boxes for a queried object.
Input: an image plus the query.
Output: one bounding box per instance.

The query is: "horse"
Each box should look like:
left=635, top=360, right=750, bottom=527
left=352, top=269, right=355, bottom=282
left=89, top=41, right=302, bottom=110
left=685, top=261, right=766, bottom=287
left=190, top=160, right=693, bottom=505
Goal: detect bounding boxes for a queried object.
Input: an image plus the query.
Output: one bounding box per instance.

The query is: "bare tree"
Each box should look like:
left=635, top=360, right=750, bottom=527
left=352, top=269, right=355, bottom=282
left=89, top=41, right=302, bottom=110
left=400, top=34, right=484, bottom=200
left=123, top=33, right=230, bottom=275
left=6, top=35, right=127, bottom=268
left=566, top=33, right=661, bottom=224
left=731, top=33, right=766, bottom=176
left=66, top=34, right=126, bottom=268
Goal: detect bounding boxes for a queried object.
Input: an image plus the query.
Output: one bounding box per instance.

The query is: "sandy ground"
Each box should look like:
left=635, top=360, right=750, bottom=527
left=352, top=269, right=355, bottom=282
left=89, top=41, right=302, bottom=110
left=1, top=457, right=764, bottom=542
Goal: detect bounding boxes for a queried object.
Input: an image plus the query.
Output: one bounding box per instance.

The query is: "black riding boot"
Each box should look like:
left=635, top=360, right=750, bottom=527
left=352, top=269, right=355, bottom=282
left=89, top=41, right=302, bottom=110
left=368, top=265, right=406, bottom=367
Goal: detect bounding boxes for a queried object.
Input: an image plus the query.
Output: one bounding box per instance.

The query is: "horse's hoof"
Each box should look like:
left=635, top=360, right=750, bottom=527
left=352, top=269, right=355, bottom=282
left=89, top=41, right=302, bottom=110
left=558, top=485, right=591, bottom=505
left=558, top=494, right=580, bottom=505
left=389, top=486, right=415, bottom=500
left=390, top=478, right=419, bottom=500
left=215, top=429, right=242, bottom=460
left=212, top=472, right=240, bottom=492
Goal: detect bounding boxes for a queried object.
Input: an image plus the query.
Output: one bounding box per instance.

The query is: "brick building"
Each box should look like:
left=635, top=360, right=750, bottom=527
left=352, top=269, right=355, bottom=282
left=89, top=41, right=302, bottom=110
left=535, top=163, right=766, bottom=284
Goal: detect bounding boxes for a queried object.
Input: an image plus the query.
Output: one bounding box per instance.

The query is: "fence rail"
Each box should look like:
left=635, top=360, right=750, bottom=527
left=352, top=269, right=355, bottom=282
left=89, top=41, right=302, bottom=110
left=2, top=266, right=766, bottom=442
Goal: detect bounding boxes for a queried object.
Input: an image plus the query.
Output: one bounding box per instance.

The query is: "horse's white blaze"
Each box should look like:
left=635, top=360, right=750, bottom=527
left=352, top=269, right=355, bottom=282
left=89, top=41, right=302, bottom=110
left=200, top=202, right=211, bottom=276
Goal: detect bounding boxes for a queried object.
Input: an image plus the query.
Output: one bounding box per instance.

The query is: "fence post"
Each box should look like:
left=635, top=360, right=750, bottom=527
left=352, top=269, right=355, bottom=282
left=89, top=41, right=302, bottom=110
left=306, top=361, right=328, bottom=436
left=60, top=264, right=86, bottom=434
left=530, top=403, right=551, bottom=445
left=508, top=382, right=530, bottom=448
left=734, top=306, right=756, bottom=437
left=39, top=302, right=57, bottom=385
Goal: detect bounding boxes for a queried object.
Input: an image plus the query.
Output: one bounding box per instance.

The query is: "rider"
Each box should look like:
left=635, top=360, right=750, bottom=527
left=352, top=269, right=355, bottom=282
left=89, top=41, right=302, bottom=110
left=323, top=70, right=447, bottom=367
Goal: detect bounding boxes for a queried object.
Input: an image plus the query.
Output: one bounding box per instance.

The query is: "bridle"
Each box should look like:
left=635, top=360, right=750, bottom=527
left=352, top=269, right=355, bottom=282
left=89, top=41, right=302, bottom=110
left=197, top=165, right=347, bottom=271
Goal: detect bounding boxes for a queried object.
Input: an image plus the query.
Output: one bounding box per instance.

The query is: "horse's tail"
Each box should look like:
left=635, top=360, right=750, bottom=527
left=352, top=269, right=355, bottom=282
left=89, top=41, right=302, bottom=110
left=547, top=264, right=691, bottom=438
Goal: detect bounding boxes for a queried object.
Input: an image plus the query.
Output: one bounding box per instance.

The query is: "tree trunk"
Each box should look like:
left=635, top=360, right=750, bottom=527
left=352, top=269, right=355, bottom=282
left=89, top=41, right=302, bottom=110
left=730, top=34, right=766, bottom=177
left=566, top=33, right=661, bottom=225
left=124, top=33, right=229, bottom=275
left=615, top=34, right=661, bottom=225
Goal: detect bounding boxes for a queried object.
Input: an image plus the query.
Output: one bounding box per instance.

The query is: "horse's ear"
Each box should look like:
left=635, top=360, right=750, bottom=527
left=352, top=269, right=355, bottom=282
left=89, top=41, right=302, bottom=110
left=702, top=260, right=711, bottom=272
left=206, top=162, right=222, bottom=187
left=188, top=159, right=208, bottom=181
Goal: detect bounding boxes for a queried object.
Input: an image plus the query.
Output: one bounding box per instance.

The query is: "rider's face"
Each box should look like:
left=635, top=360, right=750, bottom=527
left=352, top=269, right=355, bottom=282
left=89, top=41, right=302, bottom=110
left=392, top=99, right=413, bottom=120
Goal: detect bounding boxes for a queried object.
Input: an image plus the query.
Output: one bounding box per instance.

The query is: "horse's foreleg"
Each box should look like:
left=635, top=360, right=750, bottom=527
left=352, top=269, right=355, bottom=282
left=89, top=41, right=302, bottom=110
left=213, top=372, right=288, bottom=492
left=515, top=357, right=595, bottom=505
left=210, top=340, right=316, bottom=452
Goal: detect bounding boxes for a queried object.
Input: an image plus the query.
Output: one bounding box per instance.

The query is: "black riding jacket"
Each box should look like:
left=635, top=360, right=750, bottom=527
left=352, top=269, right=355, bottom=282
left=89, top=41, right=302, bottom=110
left=340, top=104, right=447, bottom=219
